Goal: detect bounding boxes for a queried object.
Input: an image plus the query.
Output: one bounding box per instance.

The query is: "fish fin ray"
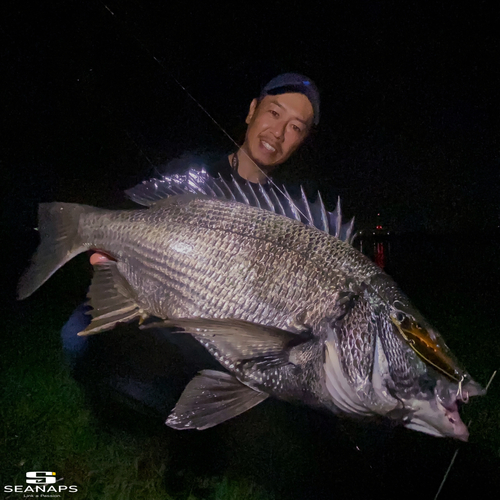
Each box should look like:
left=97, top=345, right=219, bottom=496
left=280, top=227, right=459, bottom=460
left=247, top=182, right=261, bottom=208
left=258, top=183, right=275, bottom=211
left=17, top=203, right=93, bottom=300
left=166, top=370, right=268, bottom=430
left=282, top=185, right=301, bottom=221
left=316, top=191, right=330, bottom=234
left=147, top=317, right=308, bottom=362
left=79, top=262, right=144, bottom=335
left=126, top=168, right=357, bottom=243
left=300, top=185, right=314, bottom=225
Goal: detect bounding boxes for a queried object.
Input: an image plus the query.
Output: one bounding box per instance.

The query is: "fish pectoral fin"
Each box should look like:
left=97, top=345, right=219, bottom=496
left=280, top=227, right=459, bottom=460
left=144, top=317, right=310, bottom=365
left=333, top=290, right=359, bottom=322
left=166, top=370, right=268, bottom=430
left=78, top=262, right=144, bottom=336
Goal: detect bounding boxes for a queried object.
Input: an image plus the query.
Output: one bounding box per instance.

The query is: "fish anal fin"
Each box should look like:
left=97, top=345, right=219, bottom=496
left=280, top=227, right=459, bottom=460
left=78, top=262, right=145, bottom=336
left=166, top=370, right=268, bottom=430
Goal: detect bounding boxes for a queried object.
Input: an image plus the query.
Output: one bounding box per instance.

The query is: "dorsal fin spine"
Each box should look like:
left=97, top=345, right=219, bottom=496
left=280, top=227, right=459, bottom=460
left=125, top=168, right=356, bottom=244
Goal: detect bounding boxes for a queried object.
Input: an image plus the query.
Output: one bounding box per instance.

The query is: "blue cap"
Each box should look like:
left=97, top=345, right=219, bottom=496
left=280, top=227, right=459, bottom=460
left=260, top=73, right=320, bottom=125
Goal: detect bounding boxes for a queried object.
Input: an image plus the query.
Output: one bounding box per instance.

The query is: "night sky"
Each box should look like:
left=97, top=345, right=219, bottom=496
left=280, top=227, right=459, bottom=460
left=2, top=0, right=499, bottom=234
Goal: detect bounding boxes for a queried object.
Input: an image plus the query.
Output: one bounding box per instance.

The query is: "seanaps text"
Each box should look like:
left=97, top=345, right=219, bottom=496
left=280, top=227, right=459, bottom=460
left=3, top=485, right=78, bottom=493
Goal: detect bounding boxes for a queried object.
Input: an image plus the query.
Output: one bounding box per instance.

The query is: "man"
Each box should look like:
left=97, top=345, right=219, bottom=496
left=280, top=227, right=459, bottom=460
left=207, top=72, right=319, bottom=183
left=65, top=73, right=320, bottom=409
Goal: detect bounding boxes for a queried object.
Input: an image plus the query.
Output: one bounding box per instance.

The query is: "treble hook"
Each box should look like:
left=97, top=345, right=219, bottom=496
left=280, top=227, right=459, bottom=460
left=456, top=375, right=469, bottom=403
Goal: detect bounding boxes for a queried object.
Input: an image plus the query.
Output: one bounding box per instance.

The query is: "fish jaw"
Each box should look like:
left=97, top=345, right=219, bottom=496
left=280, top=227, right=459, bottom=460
left=406, top=398, right=469, bottom=441
left=405, top=372, right=486, bottom=441
left=404, top=378, right=474, bottom=441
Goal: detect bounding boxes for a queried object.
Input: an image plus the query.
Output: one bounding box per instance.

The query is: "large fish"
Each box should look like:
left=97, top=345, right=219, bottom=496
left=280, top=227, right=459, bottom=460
left=18, top=170, right=484, bottom=441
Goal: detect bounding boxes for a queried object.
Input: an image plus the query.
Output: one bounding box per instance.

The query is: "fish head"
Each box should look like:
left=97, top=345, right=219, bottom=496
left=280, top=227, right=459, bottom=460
left=380, top=297, right=485, bottom=440
left=404, top=374, right=485, bottom=441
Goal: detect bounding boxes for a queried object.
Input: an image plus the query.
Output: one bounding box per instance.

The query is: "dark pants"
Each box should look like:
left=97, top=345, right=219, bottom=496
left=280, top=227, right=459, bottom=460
left=60, top=303, right=219, bottom=417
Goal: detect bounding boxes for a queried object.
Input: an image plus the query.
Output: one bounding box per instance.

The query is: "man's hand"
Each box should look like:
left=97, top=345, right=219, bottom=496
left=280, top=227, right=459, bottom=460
left=90, top=252, right=112, bottom=266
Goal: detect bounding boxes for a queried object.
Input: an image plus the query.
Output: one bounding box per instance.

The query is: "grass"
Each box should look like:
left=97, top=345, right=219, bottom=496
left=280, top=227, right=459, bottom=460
left=2, top=234, right=500, bottom=499
left=1, top=260, right=280, bottom=499
left=0, top=303, right=273, bottom=499
left=1, top=301, right=147, bottom=498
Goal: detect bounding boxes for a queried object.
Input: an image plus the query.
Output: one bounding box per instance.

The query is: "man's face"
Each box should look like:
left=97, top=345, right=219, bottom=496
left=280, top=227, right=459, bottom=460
left=242, top=92, right=314, bottom=169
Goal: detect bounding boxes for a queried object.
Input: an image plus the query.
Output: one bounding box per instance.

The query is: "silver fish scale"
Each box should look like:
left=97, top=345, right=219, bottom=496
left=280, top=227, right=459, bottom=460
left=362, top=274, right=429, bottom=395
left=195, top=331, right=327, bottom=404
left=377, top=306, right=428, bottom=395
left=333, top=296, right=378, bottom=394
left=79, top=197, right=383, bottom=332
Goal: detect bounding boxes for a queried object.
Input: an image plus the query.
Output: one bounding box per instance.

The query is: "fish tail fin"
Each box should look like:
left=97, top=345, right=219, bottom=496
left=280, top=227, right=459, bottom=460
left=17, top=202, right=92, bottom=300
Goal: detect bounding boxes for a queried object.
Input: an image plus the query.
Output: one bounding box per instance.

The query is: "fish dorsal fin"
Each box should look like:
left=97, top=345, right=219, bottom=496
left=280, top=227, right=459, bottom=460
left=166, top=370, right=268, bottom=430
left=79, top=262, right=146, bottom=336
left=125, top=168, right=357, bottom=244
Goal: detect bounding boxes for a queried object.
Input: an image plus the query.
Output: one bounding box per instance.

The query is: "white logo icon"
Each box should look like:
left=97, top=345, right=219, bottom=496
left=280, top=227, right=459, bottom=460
left=26, top=471, right=57, bottom=485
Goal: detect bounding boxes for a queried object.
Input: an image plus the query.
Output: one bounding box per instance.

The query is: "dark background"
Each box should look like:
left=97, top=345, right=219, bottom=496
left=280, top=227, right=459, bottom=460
left=2, top=2, right=500, bottom=498
left=2, top=0, right=499, bottom=235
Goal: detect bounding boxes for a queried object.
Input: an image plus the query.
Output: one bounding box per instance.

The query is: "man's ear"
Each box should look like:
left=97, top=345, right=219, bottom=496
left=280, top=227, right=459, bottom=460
left=245, top=98, right=258, bottom=125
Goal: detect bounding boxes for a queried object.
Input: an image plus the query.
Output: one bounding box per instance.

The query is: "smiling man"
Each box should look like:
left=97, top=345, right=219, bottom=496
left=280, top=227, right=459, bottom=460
left=208, top=73, right=320, bottom=185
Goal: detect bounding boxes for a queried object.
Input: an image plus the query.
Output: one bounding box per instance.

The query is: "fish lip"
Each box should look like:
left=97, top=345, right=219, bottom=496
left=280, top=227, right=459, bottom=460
left=404, top=388, right=470, bottom=441
left=406, top=418, right=469, bottom=442
left=441, top=400, right=469, bottom=440
left=405, top=420, right=447, bottom=439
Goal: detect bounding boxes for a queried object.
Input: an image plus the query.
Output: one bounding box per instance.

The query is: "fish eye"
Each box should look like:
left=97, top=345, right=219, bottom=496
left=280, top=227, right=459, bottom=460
left=395, top=312, right=405, bottom=323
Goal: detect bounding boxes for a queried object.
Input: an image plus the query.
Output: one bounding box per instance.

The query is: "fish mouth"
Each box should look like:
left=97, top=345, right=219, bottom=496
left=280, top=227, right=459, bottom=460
left=405, top=420, right=452, bottom=439
left=406, top=417, right=469, bottom=442
left=406, top=396, right=469, bottom=441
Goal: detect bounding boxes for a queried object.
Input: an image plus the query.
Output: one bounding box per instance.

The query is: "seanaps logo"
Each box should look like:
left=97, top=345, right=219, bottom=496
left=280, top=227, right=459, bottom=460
left=3, top=471, right=78, bottom=496
left=26, top=472, right=56, bottom=485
